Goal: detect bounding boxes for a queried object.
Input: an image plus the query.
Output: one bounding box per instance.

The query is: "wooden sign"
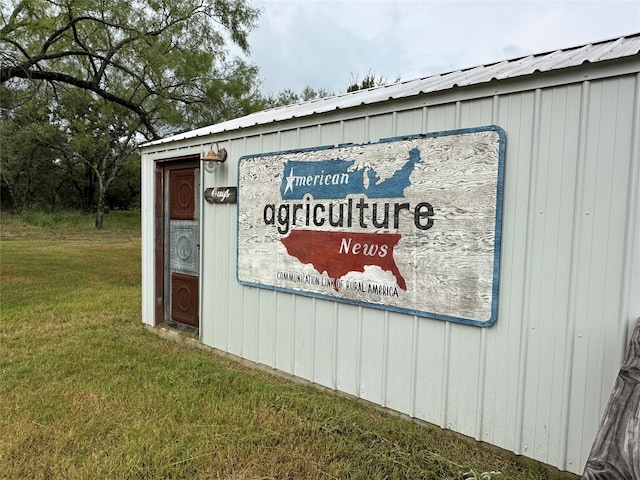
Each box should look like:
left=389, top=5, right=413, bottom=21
left=204, top=187, right=237, bottom=204
left=237, top=126, right=505, bottom=326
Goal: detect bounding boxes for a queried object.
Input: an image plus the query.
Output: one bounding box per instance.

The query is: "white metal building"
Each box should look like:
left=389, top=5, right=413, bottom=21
left=140, top=33, right=640, bottom=475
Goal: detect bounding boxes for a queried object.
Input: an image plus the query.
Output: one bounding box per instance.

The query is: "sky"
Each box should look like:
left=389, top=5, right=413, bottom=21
left=242, top=0, right=640, bottom=96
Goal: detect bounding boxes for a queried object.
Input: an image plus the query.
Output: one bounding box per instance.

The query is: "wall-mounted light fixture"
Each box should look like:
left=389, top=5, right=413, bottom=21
left=201, top=143, right=227, bottom=173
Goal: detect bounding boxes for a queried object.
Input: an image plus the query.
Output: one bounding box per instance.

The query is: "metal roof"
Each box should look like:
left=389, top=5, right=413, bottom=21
left=143, top=32, right=640, bottom=147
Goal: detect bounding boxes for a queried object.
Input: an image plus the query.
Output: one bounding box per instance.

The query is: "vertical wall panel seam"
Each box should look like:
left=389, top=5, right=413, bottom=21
left=329, top=117, right=339, bottom=388
left=254, top=264, right=261, bottom=361
left=421, top=106, right=428, bottom=133
left=589, top=84, right=611, bottom=412
left=343, top=91, right=361, bottom=394
left=381, top=311, right=390, bottom=407
left=596, top=80, right=628, bottom=411
left=241, top=135, right=248, bottom=359
left=357, top=306, right=363, bottom=397
left=442, top=100, right=462, bottom=429
left=312, top=297, right=317, bottom=382
left=226, top=201, right=233, bottom=352
left=365, top=115, right=371, bottom=142
left=239, top=208, right=245, bottom=357
left=441, top=322, right=451, bottom=427
left=514, top=87, right=543, bottom=454
left=622, top=73, right=640, bottom=343
left=294, top=126, right=302, bottom=381
left=273, top=291, right=278, bottom=368
left=475, top=94, right=501, bottom=440
left=234, top=163, right=244, bottom=356
left=409, top=315, right=419, bottom=418
left=475, top=329, right=487, bottom=439
left=256, top=135, right=264, bottom=364
left=380, top=110, right=390, bottom=407
left=198, top=168, right=209, bottom=341
left=603, top=80, right=625, bottom=355
left=332, top=301, right=339, bottom=390
left=245, top=135, right=252, bottom=363
left=198, top=165, right=205, bottom=339
left=273, top=131, right=282, bottom=369
left=291, top=295, right=297, bottom=375
left=412, top=106, right=427, bottom=420
left=392, top=111, right=398, bottom=138
left=256, top=288, right=262, bottom=361
left=291, top=130, right=299, bottom=376
left=559, top=79, right=590, bottom=470
left=623, top=73, right=640, bottom=342
left=411, top=106, right=429, bottom=417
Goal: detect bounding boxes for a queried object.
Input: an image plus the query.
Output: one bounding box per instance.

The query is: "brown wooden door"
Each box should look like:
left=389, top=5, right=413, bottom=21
left=166, top=167, right=199, bottom=329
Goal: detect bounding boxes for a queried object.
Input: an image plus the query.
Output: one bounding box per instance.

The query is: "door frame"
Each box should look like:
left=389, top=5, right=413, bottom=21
left=154, top=155, right=201, bottom=332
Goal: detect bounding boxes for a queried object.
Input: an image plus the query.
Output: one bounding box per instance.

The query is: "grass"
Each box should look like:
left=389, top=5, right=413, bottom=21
left=3, top=210, right=141, bottom=241
left=0, top=211, right=569, bottom=479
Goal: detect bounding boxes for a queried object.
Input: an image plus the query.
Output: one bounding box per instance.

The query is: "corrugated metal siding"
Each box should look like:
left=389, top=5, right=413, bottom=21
left=140, top=42, right=640, bottom=475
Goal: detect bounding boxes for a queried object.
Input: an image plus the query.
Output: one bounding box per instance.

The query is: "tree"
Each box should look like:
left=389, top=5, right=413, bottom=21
left=347, top=69, right=400, bottom=93
left=260, top=86, right=334, bottom=109
left=0, top=83, right=69, bottom=213
left=0, top=0, right=260, bottom=140
left=1, top=0, right=263, bottom=227
left=259, top=70, right=399, bottom=111
left=47, top=88, right=141, bottom=227
left=0, top=82, right=140, bottom=225
left=106, top=154, right=140, bottom=211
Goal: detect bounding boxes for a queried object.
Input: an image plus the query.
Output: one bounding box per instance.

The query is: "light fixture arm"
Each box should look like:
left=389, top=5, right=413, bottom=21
left=202, top=143, right=227, bottom=173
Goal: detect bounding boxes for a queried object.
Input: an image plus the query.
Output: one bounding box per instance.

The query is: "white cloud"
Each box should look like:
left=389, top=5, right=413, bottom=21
left=246, top=0, right=640, bottom=95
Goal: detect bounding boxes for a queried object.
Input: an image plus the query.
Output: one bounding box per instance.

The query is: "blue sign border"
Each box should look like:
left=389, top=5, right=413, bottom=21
left=236, top=125, right=506, bottom=327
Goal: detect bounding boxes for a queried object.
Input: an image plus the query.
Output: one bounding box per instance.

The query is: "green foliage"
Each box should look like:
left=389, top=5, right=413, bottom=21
left=2, top=210, right=140, bottom=238
left=0, top=82, right=142, bottom=216
left=48, top=87, right=142, bottom=226
left=1, top=0, right=265, bottom=221
left=347, top=69, right=401, bottom=92
left=193, top=57, right=266, bottom=128
left=0, top=83, right=68, bottom=212
left=18, top=210, right=90, bottom=227
left=1, top=0, right=261, bottom=139
left=106, top=155, right=141, bottom=210
left=258, top=69, right=400, bottom=110
left=261, top=85, right=335, bottom=109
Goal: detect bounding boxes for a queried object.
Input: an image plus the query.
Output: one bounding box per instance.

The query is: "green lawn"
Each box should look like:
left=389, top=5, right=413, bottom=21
left=0, top=211, right=567, bottom=479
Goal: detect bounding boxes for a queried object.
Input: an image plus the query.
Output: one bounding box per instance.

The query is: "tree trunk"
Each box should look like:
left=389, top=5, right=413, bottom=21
left=95, top=192, right=106, bottom=228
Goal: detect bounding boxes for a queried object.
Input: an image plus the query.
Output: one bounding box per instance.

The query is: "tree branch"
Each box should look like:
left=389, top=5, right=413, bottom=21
left=7, top=68, right=160, bottom=139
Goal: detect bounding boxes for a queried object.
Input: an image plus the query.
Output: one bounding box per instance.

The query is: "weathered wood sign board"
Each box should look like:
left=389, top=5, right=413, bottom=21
left=237, top=126, right=505, bottom=326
